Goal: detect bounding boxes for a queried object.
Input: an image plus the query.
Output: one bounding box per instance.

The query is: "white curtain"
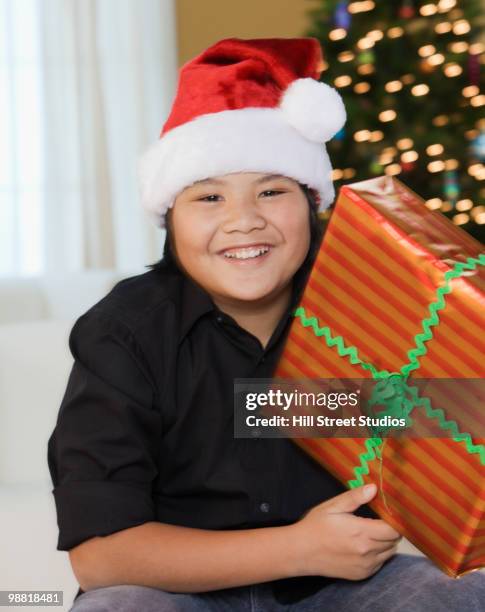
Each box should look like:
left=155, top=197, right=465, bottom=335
left=0, top=0, right=43, bottom=275
left=1, top=0, right=177, bottom=276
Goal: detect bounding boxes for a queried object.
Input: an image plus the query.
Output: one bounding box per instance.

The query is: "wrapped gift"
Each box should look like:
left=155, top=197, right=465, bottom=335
left=273, top=175, right=485, bottom=578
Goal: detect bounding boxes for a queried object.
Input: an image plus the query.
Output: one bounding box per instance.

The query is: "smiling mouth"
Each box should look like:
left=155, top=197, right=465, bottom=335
left=221, top=245, right=272, bottom=260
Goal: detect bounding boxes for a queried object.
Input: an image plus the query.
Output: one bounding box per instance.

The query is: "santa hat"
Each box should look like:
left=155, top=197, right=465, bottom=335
left=138, top=37, right=347, bottom=228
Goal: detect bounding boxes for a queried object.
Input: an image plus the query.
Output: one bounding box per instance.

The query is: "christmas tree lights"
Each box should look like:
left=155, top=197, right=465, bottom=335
left=306, top=0, right=485, bottom=239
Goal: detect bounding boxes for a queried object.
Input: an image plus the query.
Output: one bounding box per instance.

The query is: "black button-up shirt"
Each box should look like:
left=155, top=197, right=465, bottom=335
left=47, top=259, right=376, bottom=604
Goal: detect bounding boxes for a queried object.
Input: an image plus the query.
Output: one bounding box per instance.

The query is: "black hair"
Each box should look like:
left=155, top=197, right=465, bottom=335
left=144, top=184, right=327, bottom=288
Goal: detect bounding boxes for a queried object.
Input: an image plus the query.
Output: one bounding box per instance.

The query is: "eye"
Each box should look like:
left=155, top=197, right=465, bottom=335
left=197, top=194, right=221, bottom=202
left=260, top=190, right=284, bottom=197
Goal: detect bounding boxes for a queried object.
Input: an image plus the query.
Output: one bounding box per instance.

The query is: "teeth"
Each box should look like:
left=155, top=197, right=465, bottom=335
left=223, top=246, right=270, bottom=259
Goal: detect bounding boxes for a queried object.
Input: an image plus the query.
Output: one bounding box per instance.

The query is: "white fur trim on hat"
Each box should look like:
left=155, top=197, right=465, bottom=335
left=138, top=107, right=337, bottom=228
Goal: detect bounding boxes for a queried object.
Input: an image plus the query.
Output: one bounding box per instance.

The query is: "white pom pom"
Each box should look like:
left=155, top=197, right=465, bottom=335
left=279, top=78, right=347, bottom=143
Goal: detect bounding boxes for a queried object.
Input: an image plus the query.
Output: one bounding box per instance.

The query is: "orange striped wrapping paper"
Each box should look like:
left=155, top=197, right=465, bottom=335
left=273, top=175, right=485, bottom=578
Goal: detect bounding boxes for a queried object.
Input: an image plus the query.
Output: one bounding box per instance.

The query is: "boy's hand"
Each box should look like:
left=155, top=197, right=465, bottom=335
left=289, top=484, right=402, bottom=581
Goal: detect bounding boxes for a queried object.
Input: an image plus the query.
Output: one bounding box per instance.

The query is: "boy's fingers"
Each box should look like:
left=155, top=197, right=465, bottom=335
left=325, top=484, right=377, bottom=514
left=380, top=542, right=399, bottom=559
left=360, top=518, right=402, bottom=541
left=374, top=545, right=398, bottom=567
left=366, top=540, right=399, bottom=556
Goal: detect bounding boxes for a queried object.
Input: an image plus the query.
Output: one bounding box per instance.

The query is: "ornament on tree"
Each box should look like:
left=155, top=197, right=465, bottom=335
left=398, top=0, right=415, bottom=19
left=468, top=52, right=480, bottom=87
left=334, top=1, right=351, bottom=31
left=401, top=161, right=416, bottom=173
left=334, top=127, right=346, bottom=141
left=419, top=58, right=435, bottom=74
left=405, top=16, right=430, bottom=35
left=357, top=50, right=376, bottom=64
left=443, top=170, right=460, bottom=204
left=470, top=130, right=485, bottom=161
left=370, top=158, right=383, bottom=174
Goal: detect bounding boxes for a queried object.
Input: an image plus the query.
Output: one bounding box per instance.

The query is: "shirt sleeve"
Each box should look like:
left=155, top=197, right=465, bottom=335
left=47, top=308, right=162, bottom=551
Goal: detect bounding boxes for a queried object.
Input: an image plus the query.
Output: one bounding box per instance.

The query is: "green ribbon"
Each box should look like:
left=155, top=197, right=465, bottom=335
left=292, top=254, right=485, bottom=488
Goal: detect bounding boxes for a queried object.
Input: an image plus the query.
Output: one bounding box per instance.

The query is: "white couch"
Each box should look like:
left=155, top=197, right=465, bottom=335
left=0, top=268, right=425, bottom=612
left=0, top=270, right=140, bottom=611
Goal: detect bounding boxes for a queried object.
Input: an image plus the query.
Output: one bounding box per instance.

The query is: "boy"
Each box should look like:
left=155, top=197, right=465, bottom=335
left=48, top=37, right=485, bottom=610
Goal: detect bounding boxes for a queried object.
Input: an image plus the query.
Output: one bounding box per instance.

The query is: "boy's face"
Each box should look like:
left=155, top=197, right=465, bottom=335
left=169, top=172, right=311, bottom=304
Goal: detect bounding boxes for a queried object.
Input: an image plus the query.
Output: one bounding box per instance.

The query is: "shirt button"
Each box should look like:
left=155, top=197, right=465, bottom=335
left=260, top=356, right=266, bottom=363
left=216, top=315, right=223, bottom=323
left=259, top=502, right=270, bottom=513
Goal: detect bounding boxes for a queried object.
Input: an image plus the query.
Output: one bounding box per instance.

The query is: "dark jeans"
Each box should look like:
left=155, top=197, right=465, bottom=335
left=70, top=554, right=485, bottom=611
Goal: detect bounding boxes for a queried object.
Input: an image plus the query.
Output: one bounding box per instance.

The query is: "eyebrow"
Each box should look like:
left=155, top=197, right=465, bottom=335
left=191, top=174, right=291, bottom=187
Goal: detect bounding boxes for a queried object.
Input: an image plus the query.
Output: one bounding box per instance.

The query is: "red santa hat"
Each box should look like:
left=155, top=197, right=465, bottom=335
left=138, top=37, right=347, bottom=228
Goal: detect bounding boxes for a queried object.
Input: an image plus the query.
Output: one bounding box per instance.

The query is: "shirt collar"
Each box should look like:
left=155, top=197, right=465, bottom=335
left=179, top=271, right=216, bottom=342
left=178, top=262, right=309, bottom=345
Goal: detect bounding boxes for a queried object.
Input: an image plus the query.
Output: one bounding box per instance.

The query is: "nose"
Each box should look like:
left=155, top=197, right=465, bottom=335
left=220, top=196, right=266, bottom=233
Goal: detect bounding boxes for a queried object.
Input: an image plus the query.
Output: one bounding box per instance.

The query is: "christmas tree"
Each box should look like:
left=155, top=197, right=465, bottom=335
left=306, top=0, right=484, bottom=242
